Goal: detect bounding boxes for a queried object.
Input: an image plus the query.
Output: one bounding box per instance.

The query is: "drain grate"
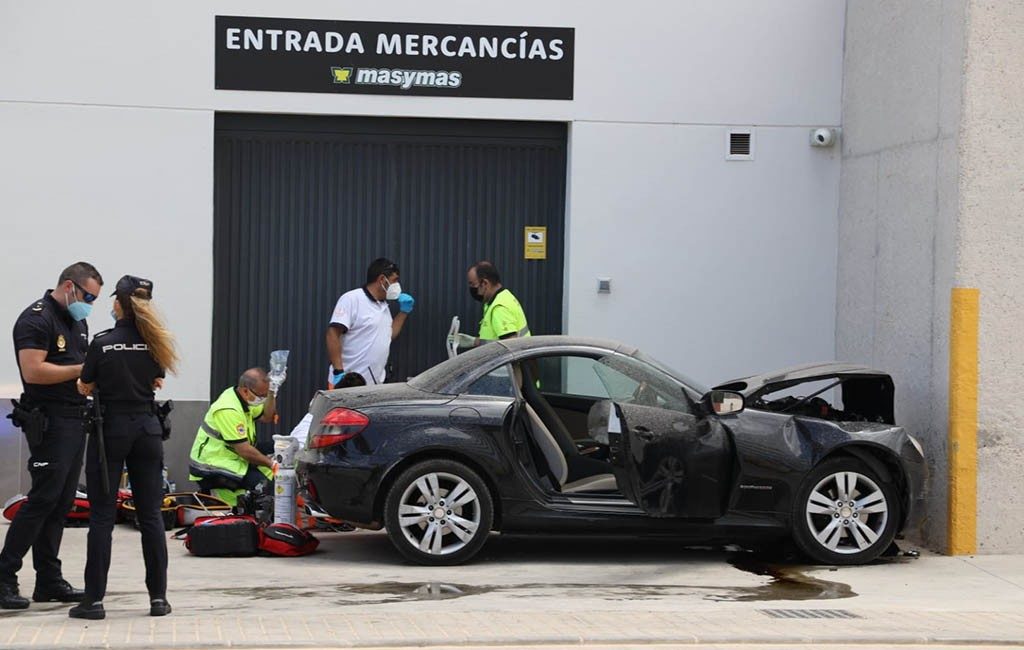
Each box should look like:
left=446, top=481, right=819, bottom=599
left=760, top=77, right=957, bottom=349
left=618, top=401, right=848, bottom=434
left=759, top=609, right=861, bottom=619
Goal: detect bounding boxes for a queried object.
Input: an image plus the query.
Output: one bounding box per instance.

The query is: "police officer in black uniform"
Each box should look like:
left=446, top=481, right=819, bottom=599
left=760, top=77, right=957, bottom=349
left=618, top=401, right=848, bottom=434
left=0, top=262, right=102, bottom=610
left=70, top=275, right=177, bottom=620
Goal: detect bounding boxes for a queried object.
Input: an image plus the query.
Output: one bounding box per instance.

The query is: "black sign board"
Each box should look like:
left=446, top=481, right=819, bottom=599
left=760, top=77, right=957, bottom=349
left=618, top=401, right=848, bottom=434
left=215, top=16, right=574, bottom=100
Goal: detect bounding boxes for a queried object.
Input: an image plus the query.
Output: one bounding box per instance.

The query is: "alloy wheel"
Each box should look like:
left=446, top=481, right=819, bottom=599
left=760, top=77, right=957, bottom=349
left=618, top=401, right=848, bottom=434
left=397, top=471, right=481, bottom=556
left=805, top=470, right=889, bottom=555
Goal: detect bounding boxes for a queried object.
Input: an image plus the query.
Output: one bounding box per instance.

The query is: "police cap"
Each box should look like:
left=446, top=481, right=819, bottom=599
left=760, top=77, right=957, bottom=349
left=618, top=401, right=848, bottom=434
left=111, top=275, right=154, bottom=298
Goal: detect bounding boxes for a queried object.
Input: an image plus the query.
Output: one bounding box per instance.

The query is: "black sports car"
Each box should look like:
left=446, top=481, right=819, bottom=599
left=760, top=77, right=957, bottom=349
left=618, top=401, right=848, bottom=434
left=297, top=336, right=925, bottom=566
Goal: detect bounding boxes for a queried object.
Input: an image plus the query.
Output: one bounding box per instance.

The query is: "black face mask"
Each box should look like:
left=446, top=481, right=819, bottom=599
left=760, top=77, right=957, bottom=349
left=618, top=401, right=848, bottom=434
left=469, top=286, right=484, bottom=302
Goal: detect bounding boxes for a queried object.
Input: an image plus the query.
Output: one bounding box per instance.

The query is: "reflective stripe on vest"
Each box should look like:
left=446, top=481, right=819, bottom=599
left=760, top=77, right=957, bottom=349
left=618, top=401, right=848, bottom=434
left=200, top=421, right=222, bottom=440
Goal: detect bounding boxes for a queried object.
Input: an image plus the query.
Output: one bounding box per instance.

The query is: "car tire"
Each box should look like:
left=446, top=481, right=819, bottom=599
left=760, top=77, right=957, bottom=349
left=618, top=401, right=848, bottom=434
left=791, top=456, right=900, bottom=565
left=383, top=459, right=493, bottom=566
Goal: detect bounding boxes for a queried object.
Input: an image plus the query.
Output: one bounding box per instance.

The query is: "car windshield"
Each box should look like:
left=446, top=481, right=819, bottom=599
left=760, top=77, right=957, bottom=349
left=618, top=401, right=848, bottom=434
left=632, top=351, right=708, bottom=395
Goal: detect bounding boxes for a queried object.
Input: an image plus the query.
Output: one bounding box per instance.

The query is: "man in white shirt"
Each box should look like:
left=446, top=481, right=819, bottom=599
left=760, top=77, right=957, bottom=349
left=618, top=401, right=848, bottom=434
left=325, top=258, right=414, bottom=386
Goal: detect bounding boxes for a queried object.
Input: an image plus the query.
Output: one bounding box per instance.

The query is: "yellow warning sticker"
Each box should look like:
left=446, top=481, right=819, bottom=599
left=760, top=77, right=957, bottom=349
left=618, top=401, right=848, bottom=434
left=524, top=226, right=547, bottom=260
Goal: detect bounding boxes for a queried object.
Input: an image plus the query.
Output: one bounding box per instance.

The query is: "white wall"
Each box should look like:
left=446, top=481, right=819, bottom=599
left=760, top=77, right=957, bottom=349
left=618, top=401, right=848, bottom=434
left=0, top=103, right=214, bottom=400
left=567, top=123, right=840, bottom=386
left=0, top=1, right=843, bottom=124
left=1, top=0, right=845, bottom=398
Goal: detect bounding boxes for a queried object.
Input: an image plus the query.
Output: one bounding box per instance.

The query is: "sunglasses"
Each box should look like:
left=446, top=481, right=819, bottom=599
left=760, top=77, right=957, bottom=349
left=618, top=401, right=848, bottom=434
left=71, top=280, right=97, bottom=304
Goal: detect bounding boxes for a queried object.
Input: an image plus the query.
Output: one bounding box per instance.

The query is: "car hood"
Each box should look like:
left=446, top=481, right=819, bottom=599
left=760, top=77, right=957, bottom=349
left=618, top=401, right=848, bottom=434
left=713, top=362, right=891, bottom=397
left=713, top=362, right=895, bottom=424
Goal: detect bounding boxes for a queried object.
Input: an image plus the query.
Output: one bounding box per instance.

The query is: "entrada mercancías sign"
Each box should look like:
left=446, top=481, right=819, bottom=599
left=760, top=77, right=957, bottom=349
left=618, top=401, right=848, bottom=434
left=215, top=16, right=575, bottom=100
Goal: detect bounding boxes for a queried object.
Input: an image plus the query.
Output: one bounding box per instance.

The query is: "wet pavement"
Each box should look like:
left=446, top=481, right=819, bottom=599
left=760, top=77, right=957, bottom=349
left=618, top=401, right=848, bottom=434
left=1, top=523, right=1023, bottom=648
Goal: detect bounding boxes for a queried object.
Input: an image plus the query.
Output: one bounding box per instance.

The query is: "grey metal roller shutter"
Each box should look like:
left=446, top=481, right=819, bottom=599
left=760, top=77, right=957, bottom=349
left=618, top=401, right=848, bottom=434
left=213, top=113, right=567, bottom=430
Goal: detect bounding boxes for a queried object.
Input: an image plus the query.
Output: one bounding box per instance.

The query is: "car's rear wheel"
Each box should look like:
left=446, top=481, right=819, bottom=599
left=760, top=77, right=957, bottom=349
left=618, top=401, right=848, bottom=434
left=792, top=456, right=900, bottom=565
left=383, top=459, right=493, bottom=565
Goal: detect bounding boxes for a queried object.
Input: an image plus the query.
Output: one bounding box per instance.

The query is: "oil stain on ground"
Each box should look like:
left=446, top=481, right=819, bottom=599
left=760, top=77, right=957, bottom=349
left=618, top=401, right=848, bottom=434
left=210, top=565, right=855, bottom=607
left=715, top=554, right=856, bottom=601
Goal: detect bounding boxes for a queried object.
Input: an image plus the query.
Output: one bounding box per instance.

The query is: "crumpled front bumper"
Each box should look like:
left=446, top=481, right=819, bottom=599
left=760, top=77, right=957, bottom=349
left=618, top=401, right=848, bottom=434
left=899, top=435, right=928, bottom=536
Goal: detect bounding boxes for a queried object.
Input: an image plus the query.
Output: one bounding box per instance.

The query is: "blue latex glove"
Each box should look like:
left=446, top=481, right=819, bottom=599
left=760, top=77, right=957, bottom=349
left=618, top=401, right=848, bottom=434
left=398, top=293, right=415, bottom=314
left=331, top=368, right=346, bottom=387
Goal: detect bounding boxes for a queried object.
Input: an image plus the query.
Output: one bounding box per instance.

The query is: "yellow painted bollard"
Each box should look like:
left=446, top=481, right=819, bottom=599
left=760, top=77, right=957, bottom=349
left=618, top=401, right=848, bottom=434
left=948, top=287, right=979, bottom=555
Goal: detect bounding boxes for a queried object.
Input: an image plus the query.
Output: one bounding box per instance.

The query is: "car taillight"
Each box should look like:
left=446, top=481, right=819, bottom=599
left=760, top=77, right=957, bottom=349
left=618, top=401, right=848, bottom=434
left=308, top=408, right=369, bottom=449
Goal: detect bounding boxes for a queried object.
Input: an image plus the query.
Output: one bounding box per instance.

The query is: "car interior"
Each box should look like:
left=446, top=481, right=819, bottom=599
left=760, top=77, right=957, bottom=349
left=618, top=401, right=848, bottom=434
left=465, top=350, right=697, bottom=497
left=510, top=361, right=620, bottom=494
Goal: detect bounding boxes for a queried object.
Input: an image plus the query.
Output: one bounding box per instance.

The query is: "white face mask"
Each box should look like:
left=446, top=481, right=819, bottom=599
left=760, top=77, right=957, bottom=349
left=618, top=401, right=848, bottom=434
left=384, top=280, right=402, bottom=301
left=246, top=390, right=267, bottom=407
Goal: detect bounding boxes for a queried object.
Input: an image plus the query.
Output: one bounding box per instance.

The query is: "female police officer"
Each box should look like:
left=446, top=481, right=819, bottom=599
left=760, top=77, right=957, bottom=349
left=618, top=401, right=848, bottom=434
left=70, top=275, right=179, bottom=620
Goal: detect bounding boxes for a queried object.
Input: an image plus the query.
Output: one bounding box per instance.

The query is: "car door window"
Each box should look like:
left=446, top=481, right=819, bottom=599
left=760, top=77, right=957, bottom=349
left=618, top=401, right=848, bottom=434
left=532, top=355, right=610, bottom=399
left=594, top=355, right=694, bottom=415
left=465, top=364, right=516, bottom=398
left=529, top=354, right=692, bottom=415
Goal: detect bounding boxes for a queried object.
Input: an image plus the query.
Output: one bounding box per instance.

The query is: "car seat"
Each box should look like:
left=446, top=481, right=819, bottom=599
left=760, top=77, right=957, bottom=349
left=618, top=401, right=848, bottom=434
left=513, top=363, right=617, bottom=493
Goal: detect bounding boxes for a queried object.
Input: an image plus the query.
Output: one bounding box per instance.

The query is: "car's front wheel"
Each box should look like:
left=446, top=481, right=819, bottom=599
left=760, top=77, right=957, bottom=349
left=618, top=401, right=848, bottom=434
left=792, top=456, right=900, bottom=565
left=383, top=459, right=493, bottom=565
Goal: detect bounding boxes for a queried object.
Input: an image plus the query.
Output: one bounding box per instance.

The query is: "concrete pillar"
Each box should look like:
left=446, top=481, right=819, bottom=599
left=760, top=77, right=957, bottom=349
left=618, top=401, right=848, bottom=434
left=839, top=0, right=1024, bottom=552
left=837, top=0, right=965, bottom=550
left=957, top=1, right=1024, bottom=553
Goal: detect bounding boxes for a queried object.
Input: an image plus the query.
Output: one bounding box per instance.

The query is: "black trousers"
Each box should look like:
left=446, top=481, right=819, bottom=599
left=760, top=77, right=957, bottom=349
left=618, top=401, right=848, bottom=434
left=83, top=413, right=167, bottom=602
left=197, top=464, right=271, bottom=493
left=0, top=415, right=85, bottom=587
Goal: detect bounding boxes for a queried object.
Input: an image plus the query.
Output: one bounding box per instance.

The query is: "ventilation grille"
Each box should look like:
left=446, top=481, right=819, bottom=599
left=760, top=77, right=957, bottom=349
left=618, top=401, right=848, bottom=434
left=729, top=132, right=751, bottom=156
left=725, top=128, right=755, bottom=160
left=759, top=609, right=861, bottom=620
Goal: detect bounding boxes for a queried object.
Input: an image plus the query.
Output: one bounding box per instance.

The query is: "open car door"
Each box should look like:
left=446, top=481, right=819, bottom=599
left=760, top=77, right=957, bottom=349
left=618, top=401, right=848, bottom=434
left=606, top=401, right=733, bottom=519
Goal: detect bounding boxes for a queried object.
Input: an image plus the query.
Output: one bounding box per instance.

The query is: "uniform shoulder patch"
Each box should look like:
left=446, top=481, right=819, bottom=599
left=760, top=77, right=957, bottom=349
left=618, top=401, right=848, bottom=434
left=93, top=328, right=114, bottom=338
left=235, top=423, right=247, bottom=436
left=30, top=301, right=44, bottom=312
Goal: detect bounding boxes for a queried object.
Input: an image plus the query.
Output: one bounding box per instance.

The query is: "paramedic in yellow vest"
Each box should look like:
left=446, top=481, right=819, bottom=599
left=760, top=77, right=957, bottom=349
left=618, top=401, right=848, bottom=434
left=188, top=368, right=281, bottom=502
left=449, top=261, right=531, bottom=350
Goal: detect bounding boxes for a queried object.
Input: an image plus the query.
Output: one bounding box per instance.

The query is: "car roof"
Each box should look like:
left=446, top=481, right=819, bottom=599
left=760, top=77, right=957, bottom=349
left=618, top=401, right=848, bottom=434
left=408, top=335, right=637, bottom=394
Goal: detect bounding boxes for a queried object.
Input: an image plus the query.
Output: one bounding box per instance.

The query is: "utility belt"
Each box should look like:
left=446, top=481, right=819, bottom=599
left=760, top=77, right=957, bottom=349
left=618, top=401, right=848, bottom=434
left=102, top=400, right=158, bottom=415
left=6, top=395, right=85, bottom=447
left=83, top=399, right=175, bottom=441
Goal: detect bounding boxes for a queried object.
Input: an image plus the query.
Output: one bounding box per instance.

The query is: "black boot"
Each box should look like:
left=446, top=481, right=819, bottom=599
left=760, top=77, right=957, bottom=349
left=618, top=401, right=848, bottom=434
left=33, top=578, right=86, bottom=603
left=0, top=583, right=29, bottom=610
left=68, top=600, right=105, bottom=620
left=150, top=597, right=172, bottom=617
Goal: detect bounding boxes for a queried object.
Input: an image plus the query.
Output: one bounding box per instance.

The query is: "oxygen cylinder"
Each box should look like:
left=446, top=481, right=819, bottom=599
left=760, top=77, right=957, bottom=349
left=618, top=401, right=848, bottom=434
left=272, top=435, right=300, bottom=525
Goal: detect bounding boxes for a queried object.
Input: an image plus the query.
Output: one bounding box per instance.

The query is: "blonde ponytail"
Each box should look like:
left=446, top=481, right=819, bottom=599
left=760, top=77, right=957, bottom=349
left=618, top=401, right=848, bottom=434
left=130, top=294, right=179, bottom=375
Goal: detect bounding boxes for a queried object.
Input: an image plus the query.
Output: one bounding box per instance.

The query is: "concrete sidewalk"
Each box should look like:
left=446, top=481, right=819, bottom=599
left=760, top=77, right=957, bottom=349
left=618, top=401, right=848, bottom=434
left=1, top=523, right=1022, bottom=649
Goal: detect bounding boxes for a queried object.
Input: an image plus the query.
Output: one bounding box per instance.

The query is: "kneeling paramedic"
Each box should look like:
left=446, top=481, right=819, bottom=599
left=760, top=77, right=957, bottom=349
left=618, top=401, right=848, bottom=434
left=72, top=275, right=177, bottom=620
left=188, top=368, right=284, bottom=506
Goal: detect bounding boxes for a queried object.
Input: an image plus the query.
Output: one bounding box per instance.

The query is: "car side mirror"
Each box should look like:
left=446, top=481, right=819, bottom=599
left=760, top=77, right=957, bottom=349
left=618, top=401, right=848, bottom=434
left=704, top=390, right=745, bottom=415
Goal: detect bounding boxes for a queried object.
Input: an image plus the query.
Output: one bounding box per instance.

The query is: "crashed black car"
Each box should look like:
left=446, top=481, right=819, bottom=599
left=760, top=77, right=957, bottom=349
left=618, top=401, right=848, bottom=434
left=297, top=336, right=925, bottom=566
